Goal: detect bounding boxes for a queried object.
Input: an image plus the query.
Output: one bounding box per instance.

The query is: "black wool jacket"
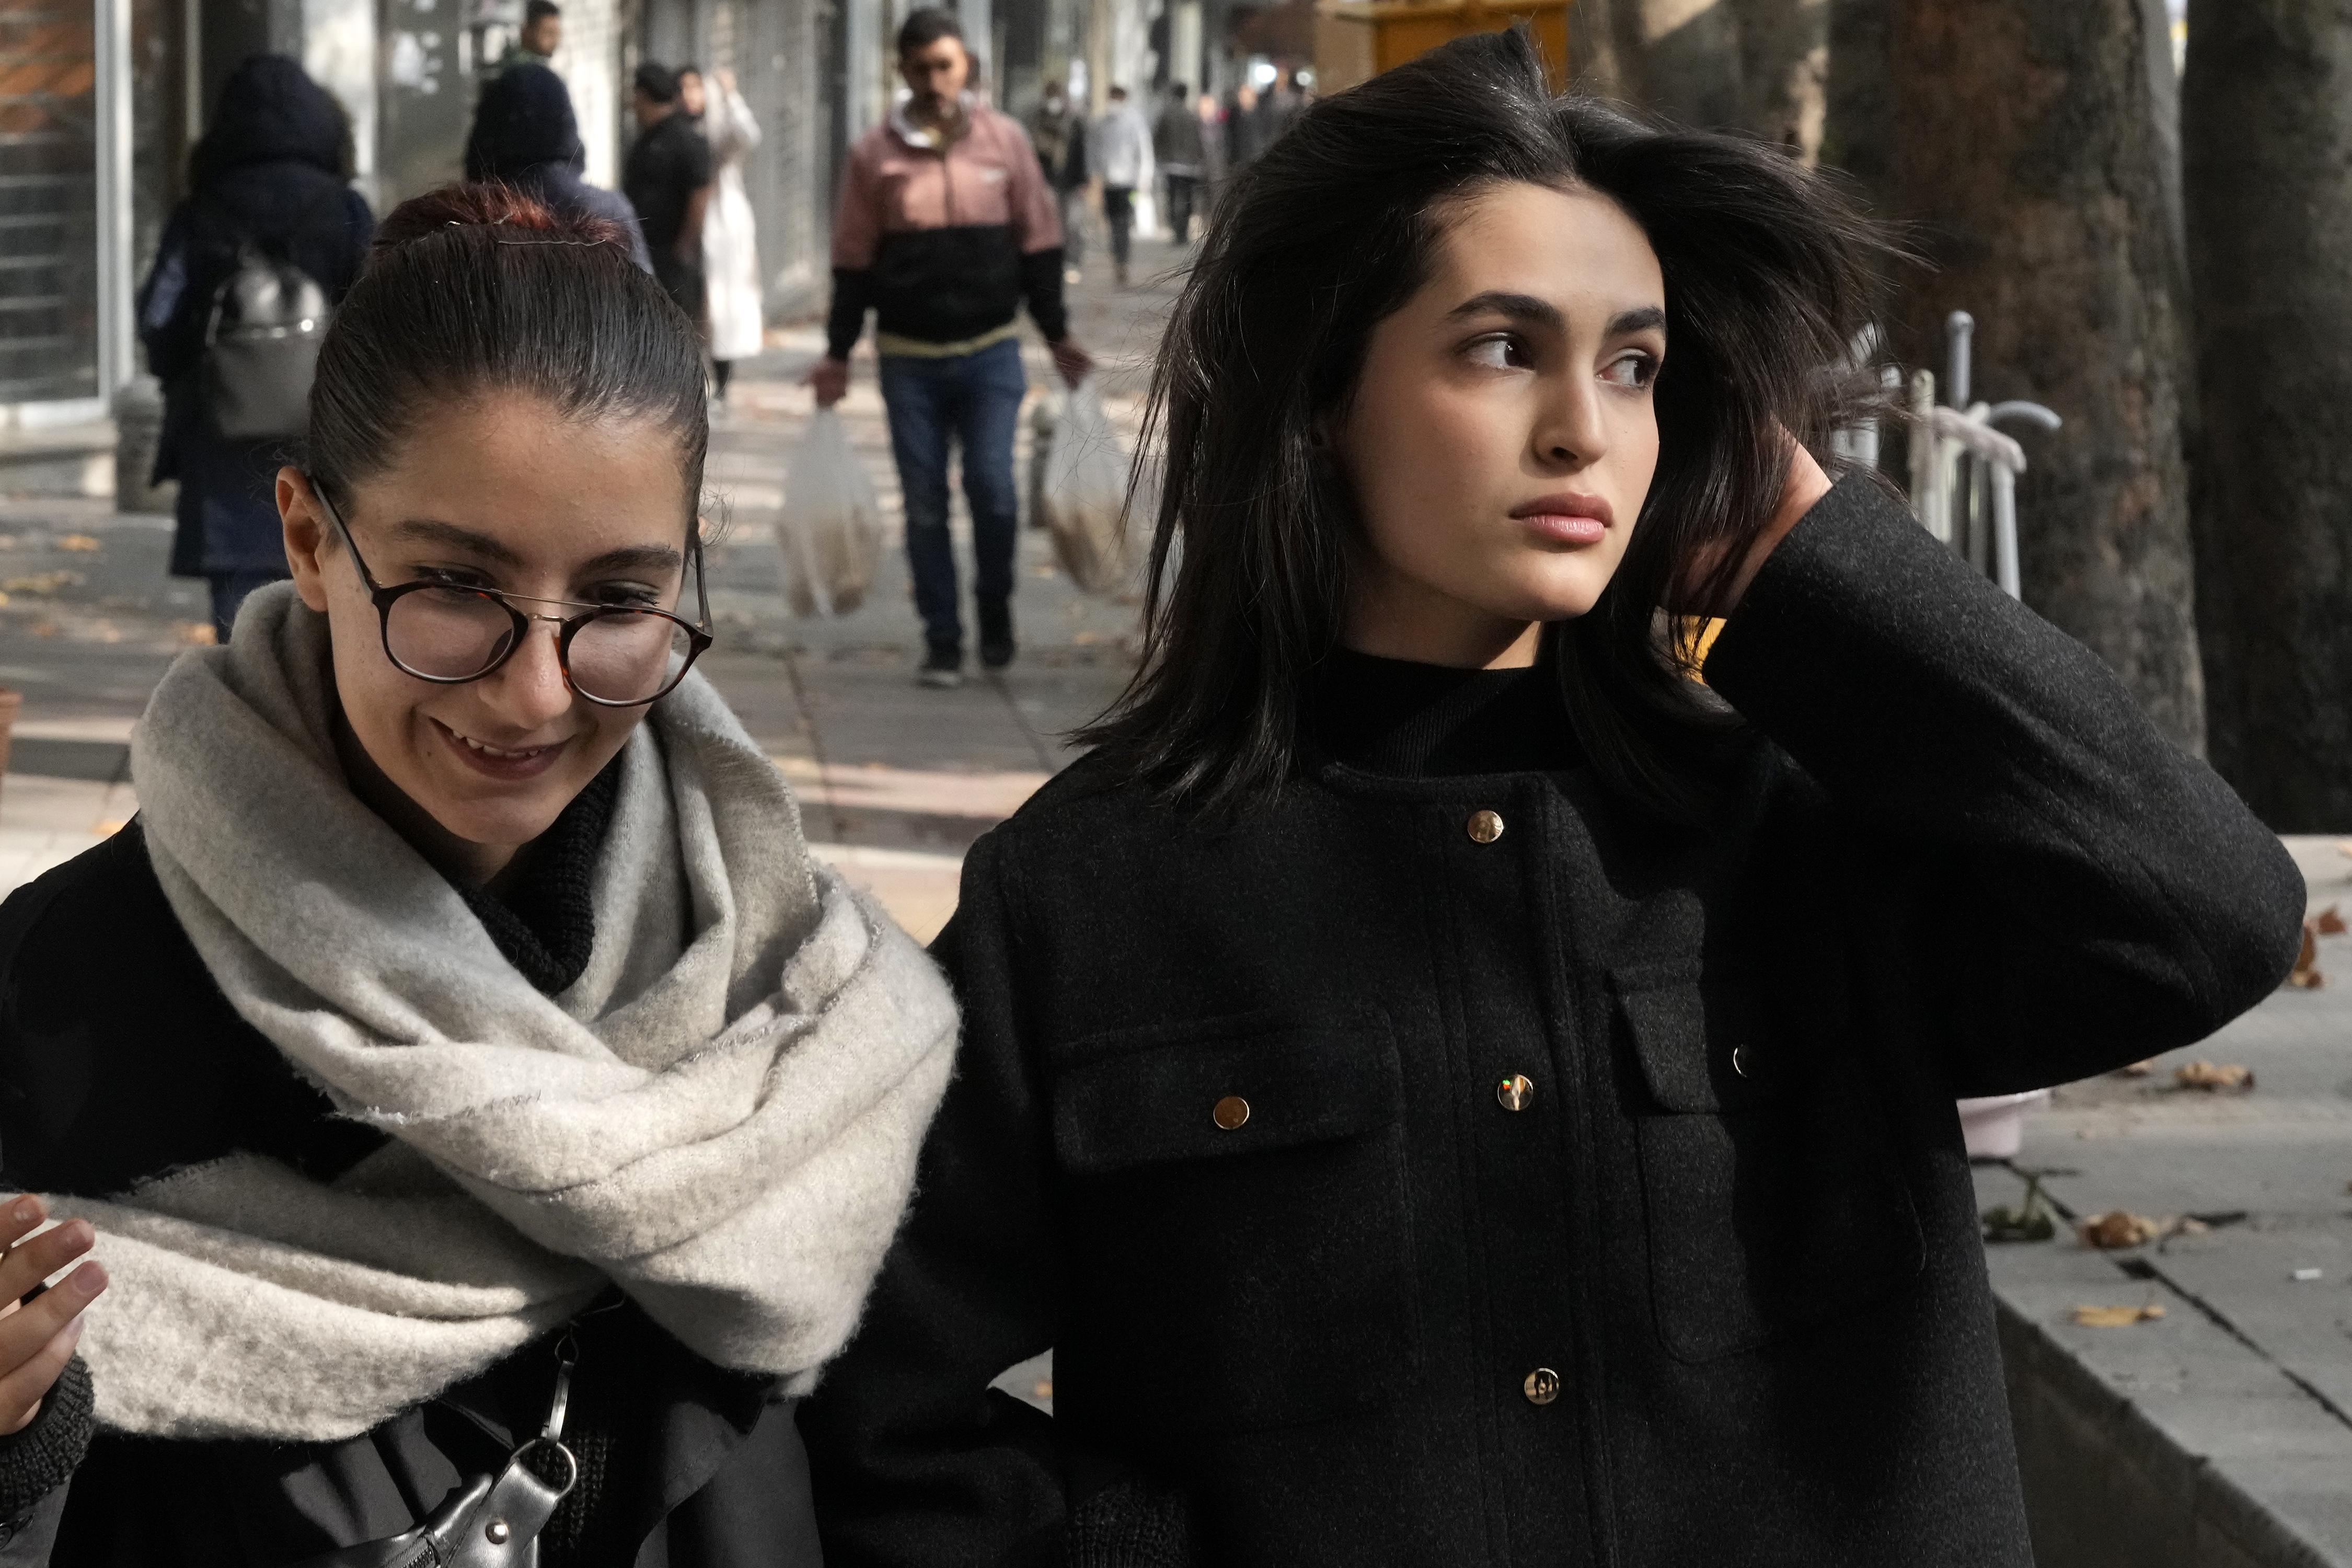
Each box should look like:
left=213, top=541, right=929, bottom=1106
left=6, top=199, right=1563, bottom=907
left=799, top=477, right=2305, bottom=1567
left=0, top=773, right=822, bottom=1567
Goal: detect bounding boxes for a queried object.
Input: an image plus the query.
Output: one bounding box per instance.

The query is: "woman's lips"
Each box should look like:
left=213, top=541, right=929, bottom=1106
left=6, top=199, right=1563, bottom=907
left=431, top=718, right=568, bottom=782
left=1514, top=493, right=1613, bottom=548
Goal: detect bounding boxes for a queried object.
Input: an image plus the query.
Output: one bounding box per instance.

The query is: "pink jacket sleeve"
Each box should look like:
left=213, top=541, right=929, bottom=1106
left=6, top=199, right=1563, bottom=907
left=831, top=135, right=883, bottom=269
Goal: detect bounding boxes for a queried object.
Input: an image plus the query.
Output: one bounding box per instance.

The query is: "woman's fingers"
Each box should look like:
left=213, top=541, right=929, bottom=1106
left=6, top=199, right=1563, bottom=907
left=0, top=1216, right=95, bottom=1308
left=0, top=1194, right=48, bottom=1254
left=0, top=1312, right=85, bottom=1434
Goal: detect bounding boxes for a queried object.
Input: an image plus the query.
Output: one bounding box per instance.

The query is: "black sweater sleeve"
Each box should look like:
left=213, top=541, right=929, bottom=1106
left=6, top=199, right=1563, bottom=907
left=1020, top=248, right=1069, bottom=344
left=826, top=268, right=876, bottom=361
left=800, top=831, right=1075, bottom=1567
left=0, top=1354, right=91, bottom=1527
left=1703, top=475, right=2305, bottom=1093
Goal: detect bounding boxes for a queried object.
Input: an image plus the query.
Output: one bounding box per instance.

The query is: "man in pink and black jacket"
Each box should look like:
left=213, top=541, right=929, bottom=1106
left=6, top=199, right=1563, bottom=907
left=810, top=7, right=1093, bottom=688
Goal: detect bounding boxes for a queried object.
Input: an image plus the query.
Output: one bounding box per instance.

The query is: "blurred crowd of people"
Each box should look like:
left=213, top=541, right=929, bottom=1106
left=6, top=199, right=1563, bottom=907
left=1026, top=64, right=1312, bottom=282
left=138, top=3, right=769, bottom=639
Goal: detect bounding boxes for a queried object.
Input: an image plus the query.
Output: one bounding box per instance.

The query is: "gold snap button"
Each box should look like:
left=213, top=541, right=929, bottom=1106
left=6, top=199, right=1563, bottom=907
left=486, top=1518, right=512, bottom=1545
left=1523, top=1367, right=1561, bottom=1405
left=1213, top=1094, right=1251, bottom=1131
left=1466, top=809, right=1505, bottom=844
left=1731, top=1044, right=1753, bottom=1079
left=1496, top=1074, right=1534, bottom=1112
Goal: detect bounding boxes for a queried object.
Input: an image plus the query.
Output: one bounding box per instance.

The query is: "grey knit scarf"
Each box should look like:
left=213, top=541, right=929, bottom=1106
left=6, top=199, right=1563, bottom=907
left=50, top=585, right=958, bottom=1442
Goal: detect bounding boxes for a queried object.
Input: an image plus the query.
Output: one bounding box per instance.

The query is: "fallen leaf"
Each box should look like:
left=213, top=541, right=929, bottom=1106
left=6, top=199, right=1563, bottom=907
left=2288, top=923, right=2325, bottom=988
left=2115, top=1059, right=2155, bottom=1078
left=2079, top=1210, right=2160, bottom=1249
left=53, top=534, right=100, bottom=552
left=2174, top=1060, right=2255, bottom=1092
left=2071, top=1303, right=2165, bottom=1328
left=1032, top=1380, right=1053, bottom=1400
left=2321, top=905, right=2348, bottom=936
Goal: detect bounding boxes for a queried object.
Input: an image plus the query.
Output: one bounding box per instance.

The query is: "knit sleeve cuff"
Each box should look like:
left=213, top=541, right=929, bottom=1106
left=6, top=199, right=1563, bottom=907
left=0, top=1354, right=91, bottom=1521
left=1062, top=1477, right=1194, bottom=1568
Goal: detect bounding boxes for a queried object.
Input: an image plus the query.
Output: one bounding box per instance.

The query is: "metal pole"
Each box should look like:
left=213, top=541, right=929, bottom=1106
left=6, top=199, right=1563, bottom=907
left=1991, top=462, right=2021, bottom=599
left=1945, top=310, right=1975, bottom=411
left=94, top=0, right=136, bottom=401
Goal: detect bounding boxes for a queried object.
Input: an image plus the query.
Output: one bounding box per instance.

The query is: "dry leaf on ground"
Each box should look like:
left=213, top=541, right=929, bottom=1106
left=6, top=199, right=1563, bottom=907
left=2289, top=922, right=2325, bottom=988
left=2071, top=1303, right=2165, bottom=1328
left=53, top=534, right=101, bottom=552
left=2079, top=1210, right=2161, bottom=1249
left=2174, top=1060, right=2255, bottom=1092
left=2321, top=905, right=2349, bottom=935
left=2115, top=1059, right=2155, bottom=1077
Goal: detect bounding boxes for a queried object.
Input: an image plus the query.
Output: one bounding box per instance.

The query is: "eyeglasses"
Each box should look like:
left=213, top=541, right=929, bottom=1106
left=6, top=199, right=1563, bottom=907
left=310, top=481, right=714, bottom=708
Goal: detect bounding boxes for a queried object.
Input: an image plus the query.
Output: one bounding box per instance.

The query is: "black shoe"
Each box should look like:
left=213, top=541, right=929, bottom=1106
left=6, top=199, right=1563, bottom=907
left=918, top=643, right=964, bottom=688
left=978, top=603, right=1015, bottom=670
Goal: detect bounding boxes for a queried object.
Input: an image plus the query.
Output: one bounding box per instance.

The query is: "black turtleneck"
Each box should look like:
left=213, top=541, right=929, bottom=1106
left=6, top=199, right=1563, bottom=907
left=1309, top=641, right=1582, bottom=778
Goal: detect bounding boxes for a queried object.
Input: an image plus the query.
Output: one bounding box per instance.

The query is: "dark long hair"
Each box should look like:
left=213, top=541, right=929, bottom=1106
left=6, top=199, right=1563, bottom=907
left=1079, top=27, right=1898, bottom=819
left=305, top=183, right=707, bottom=523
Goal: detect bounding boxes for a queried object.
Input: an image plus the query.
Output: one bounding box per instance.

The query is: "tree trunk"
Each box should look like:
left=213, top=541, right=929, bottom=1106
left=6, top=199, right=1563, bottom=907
left=1823, top=0, right=2206, bottom=752
left=2182, top=2, right=2352, bottom=828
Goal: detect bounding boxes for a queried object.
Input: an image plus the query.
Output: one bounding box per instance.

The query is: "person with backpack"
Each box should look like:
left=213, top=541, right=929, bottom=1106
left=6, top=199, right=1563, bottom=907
left=137, top=55, right=374, bottom=643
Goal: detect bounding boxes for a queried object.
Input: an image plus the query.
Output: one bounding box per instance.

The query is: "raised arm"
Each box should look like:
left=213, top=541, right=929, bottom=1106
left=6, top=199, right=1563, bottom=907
left=1703, top=475, right=2304, bottom=1093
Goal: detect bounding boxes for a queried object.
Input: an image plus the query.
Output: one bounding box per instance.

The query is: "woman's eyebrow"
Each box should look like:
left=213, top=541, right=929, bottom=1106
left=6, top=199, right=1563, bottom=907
left=1444, top=294, right=1669, bottom=340
left=1446, top=291, right=1563, bottom=330
left=579, top=544, right=685, bottom=575
left=386, top=518, right=526, bottom=567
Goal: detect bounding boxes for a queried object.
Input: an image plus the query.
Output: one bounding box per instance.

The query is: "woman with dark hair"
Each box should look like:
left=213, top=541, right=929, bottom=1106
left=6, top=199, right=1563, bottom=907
left=139, top=55, right=375, bottom=642
left=0, top=186, right=952, bottom=1564
left=801, top=28, right=2302, bottom=1567
left=466, top=61, right=656, bottom=273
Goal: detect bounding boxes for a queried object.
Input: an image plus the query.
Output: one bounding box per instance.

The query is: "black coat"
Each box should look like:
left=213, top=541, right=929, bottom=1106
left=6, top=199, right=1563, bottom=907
left=137, top=56, right=374, bottom=578
left=0, top=819, right=824, bottom=1567
left=799, top=478, right=2305, bottom=1567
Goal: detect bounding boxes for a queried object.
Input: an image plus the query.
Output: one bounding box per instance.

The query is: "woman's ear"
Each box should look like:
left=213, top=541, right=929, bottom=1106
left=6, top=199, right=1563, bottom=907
left=277, top=467, right=336, bottom=614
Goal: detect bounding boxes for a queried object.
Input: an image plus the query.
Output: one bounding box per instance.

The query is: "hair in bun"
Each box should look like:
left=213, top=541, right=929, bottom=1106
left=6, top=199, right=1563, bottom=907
left=368, top=180, right=633, bottom=256
left=305, top=181, right=704, bottom=524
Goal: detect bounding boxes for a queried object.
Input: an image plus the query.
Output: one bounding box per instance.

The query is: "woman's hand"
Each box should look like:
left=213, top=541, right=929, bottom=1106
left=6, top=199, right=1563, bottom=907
left=1675, top=437, right=1833, bottom=618
left=0, top=1196, right=105, bottom=1434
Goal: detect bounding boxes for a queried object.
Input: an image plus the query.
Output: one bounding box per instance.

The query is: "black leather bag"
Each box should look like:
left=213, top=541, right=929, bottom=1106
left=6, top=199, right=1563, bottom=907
left=199, top=240, right=330, bottom=441
left=285, top=1344, right=579, bottom=1568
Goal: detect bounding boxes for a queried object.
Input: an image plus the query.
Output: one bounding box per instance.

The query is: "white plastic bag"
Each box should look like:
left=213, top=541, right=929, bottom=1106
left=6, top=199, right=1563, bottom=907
left=1037, top=382, right=1136, bottom=596
left=779, top=408, right=885, bottom=617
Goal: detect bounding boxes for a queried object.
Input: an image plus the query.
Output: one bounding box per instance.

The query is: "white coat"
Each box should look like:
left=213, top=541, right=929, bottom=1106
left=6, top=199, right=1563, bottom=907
left=702, top=85, right=765, bottom=362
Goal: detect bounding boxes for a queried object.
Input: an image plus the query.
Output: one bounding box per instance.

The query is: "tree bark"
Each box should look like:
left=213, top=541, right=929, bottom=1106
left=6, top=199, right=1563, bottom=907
left=1822, top=0, right=2206, bottom=752
left=2182, top=2, right=2352, bottom=828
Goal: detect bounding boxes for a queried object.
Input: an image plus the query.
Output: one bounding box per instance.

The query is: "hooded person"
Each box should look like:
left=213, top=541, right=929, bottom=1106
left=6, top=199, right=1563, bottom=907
left=137, top=55, right=376, bottom=643
left=465, top=62, right=656, bottom=274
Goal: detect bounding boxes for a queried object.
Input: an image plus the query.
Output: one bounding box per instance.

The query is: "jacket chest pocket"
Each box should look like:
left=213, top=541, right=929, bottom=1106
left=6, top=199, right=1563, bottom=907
left=1615, top=970, right=1924, bottom=1363
left=1050, top=1012, right=1417, bottom=1436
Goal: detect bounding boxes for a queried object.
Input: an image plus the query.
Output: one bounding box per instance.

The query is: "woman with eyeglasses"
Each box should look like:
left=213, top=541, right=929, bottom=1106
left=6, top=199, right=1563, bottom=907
left=0, top=185, right=954, bottom=1565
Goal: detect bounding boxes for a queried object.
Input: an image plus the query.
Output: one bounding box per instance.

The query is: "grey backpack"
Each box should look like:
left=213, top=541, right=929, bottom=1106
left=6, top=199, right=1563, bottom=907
left=200, top=239, right=329, bottom=440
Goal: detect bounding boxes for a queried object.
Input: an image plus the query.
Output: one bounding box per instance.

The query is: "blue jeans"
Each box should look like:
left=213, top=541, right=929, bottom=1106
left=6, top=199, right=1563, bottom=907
left=879, top=337, right=1027, bottom=651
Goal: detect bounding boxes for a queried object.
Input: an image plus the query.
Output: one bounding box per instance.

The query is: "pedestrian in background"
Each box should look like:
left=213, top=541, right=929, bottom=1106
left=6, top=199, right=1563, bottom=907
left=0, top=183, right=955, bottom=1563
left=1195, top=87, right=1229, bottom=209
left=137, top=54, right=374, bottom=642
left=623, top=62, right=712, bottom=325
left=800, top=27, right=2304, bottom=1566
left=1089, top=84, right=1152, bottom=287
left=466, top=61, right=653, bottom=272
left=1225, top=79, right=1266, bottom=170
left=811, top=7, right=1092, bottom=688
left=1154, top=80, right=1205, bottom=245
left=1025, top=80, right=1089, bottom=281
left=687, top=66, right=765, bottom=403
left=488, top=0, right=560, bottom=78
